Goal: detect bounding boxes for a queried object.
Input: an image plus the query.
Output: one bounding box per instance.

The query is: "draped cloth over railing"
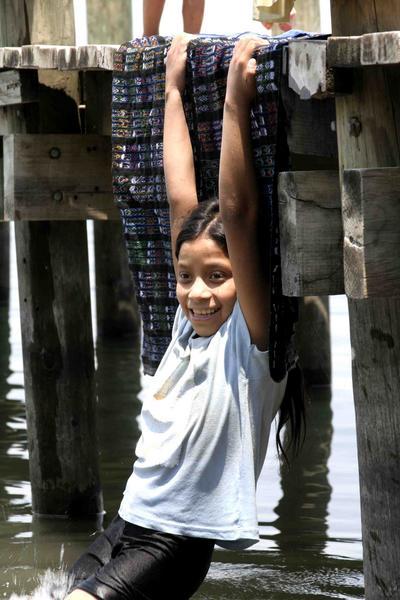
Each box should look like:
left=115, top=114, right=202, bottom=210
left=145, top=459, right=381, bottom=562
left=112, top=34, right=300, bottom=379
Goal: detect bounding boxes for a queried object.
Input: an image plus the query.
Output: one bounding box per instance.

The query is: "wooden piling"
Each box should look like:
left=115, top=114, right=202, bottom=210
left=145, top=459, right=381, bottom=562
left=86, top=0, right=139, bottom=338
left=331, top=1, right=400, bottom=597
left=1, top=0, right=103, bottom=516
left=0, top=224, right=10, bottom=302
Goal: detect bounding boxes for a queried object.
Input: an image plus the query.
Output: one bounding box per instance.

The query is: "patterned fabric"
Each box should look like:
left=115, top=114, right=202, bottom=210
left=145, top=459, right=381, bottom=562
left=112, top=34, right=300, bottom=379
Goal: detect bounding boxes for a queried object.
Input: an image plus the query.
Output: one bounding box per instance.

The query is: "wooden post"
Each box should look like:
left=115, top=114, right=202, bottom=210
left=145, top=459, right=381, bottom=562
left=1, top=0, right=103, bottom=516
left=0, top=224, right=10, bottom=303
left=86, top=0, right=139, bottom=338
left=331, top=2, right=400, bottom=597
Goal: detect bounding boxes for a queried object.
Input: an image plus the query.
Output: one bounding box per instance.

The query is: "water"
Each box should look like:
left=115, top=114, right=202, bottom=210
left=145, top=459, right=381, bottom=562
left=0, top=225, right=364, bottom=598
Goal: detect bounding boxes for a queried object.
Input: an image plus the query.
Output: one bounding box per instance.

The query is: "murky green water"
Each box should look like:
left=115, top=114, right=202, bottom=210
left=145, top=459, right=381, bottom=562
left=0, top=225, right=364, bottom=598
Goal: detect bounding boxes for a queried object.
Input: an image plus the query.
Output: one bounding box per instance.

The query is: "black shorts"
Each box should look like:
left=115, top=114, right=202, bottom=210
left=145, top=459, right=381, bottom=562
left=69, top=515, right=215, bottom=600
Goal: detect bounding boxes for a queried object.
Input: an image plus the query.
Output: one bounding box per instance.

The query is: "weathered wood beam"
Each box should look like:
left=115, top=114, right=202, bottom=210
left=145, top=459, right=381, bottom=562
left=328, top=31, right=400, bottom=67
left=0, top=44, right=119, bottom=70
left=278, top=170, right=344, bottom=296
left=342, top=167, right=400, bottom=299
left=331, top=2, right=400, bottom=599
left=3, top=133, right=118, bottom=221
left=281, top=79, right=338, bottom=160
left=1, top=0, right=104, bottom=518
left=0, top=70, right=38, bottom=106
left=288, top=40, right=332, bottom=99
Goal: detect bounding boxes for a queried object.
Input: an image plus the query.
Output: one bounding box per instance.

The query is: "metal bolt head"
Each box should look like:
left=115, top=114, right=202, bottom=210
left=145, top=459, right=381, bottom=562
left=52, top=190, right=63, bottom=202
left=49, top=147, right=61, bottom=159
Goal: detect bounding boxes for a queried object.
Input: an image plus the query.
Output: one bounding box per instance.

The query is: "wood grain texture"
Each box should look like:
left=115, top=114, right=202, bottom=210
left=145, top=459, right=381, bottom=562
left=84, top=69, right=139, bottom=337
left=278, top=170, right=343, bottom=296
left=0, top=223, right=10, bottom=301
left=343, top=167, right=400, bottom=299
left=296, top=296, right=331, bottom=385
left=328, top=31, right=400, bottom=67
left=331, top=2, right=400, bottom=598
left=0, top=44, right=118, bottom=70
left=288, top=40, right=330, bottom=99
left=281, top=80, right=338, bottom=159
left=4, top=133, right=117, bottom=220
left=1, top=0, right=104, bottom=517
left=0, top=70, right=38, bottom=106
left=87, top=0, right=132, bottom=44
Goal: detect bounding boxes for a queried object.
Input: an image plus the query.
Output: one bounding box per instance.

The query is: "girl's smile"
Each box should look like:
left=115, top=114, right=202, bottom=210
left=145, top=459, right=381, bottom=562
left=176, top=234, right=237, bottom=337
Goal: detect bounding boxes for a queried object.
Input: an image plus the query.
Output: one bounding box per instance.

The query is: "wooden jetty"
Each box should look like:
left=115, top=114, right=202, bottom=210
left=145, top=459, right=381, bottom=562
left=1, top=0, right=400, bottom=598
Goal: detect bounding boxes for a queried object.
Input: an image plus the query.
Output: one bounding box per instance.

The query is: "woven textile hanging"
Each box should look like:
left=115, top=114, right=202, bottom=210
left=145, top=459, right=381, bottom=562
left=112, top=34, right=300, bottom=379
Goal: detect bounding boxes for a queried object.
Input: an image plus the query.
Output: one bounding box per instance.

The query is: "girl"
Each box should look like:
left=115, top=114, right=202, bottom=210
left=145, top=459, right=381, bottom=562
left=66, top=34, right=302, bottom=600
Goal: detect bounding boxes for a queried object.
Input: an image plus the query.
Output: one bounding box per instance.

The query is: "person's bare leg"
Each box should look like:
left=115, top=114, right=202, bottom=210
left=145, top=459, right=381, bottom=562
left=143, top=0, right=166, bottom=36
left=66, top=590, right=95, bottom=600
left=182, top=0, right=205, bottom=33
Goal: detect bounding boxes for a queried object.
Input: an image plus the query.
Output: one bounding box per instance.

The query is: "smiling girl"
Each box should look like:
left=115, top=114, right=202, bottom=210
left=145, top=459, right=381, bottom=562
left=66, top=34, right=301, bottom=600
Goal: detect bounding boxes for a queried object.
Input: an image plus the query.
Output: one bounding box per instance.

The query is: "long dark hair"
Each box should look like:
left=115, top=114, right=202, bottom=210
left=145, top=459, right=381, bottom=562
left=175, top=198, right=305, bottom=459
left=175, top=198, right=227, bottom=259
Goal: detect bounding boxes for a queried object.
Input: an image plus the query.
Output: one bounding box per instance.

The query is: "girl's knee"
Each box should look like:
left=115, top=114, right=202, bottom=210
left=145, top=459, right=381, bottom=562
left=66, top=590, right=97, bottom=600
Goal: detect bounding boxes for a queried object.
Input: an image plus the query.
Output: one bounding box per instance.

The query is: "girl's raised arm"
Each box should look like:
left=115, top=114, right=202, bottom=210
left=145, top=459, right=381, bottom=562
left=219, top=38, right=270, bottom=350
left=163, top=35, right=198, bottom=272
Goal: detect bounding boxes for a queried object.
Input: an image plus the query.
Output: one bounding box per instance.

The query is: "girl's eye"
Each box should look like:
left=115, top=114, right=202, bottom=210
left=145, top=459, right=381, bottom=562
left=178, top=272, right=191, bottom=282
left=209, top=271, right=225, bottom=281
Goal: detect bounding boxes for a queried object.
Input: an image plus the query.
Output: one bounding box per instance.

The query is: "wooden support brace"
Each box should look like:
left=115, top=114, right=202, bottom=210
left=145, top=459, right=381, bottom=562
left=0, top=46, right=22, bottom=68
left=1, top=44, right=119, bottom=71
left=342, top=167, right=400, bottom=299
left=278, top=170, right=344, bottom=296
left=0, top=70, right=38, bottom=106
left=328, top=31, right=400, bottom=67
left=281, top=82, right=338, bottom=160
left=288, top=40, right=332, bottom=99
left=3, top=133, right=119, bottom=221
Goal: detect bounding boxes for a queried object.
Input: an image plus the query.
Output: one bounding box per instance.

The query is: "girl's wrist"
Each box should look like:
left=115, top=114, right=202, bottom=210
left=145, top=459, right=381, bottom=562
left=165, top=85, right=184, bottom=101
left=224, top=95, right=251, bottom=115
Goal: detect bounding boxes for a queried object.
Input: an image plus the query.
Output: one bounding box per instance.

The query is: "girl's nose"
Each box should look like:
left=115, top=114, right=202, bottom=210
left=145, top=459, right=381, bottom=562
left=188, top=277, right=212, bottom=300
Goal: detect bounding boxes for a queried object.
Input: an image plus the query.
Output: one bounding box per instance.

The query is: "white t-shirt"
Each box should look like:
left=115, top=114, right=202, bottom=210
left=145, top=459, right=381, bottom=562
left=119, top=301, right=287, bottom=549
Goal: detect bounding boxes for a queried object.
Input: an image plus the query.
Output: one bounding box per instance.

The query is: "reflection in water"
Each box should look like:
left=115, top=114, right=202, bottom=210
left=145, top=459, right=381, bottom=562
left=272, top=385, right=333, bottom=556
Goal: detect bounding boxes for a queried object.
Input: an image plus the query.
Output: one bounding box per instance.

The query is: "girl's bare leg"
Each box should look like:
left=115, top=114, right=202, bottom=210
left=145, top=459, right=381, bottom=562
left=182, top=0, right=205, bottom=33
left=143, top=0, right=166, bottom=36
left=66, top=590, right=95, bottom=599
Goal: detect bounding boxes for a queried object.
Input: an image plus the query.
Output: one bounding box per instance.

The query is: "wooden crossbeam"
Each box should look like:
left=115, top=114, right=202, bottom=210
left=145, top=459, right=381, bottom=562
left=328, top=31, right=400, bottom=67
left=278, top=170, right=344, bottom=296
left=0, top=44, right=119, bottom=70
left=0, top=70, right=38, bottom=106
left=3, top=134, right=119, bottom=221
left=343, top=167, right=400, bottom=299
left=288, top=32, right=400, bottom=99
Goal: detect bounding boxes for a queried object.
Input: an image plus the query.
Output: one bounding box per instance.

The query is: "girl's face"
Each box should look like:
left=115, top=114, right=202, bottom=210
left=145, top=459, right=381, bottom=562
left=176, top=234, right=237, bottom=337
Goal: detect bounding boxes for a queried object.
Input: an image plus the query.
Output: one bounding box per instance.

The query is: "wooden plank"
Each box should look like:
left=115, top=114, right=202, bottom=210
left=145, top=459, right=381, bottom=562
left=296, top=296, right=331, bottom=385
left=281, top=81, right=338, bottom=159
left=87, top=0, right=132, bottom=44
left=85, top=1, right=139, bottom=339
left=288, top=40, right=331, bottom=99
left=0, top=46, right=22, bottom=68
left=342, top=167, right=400, bottom=299
left=328, top=31, right=400, bottom=67
left=278, top=170, right=344, bottom=296
left=1, top=0, right=104, bottom=518
left=0, top=70, right=38, bottom=106
left=4, top=134, right=118, bottom=221
left=0, top=223, right=10, bottom=301
left=331, top=2, right=400, bottom=599
left=1, top=44, right=119, bottom=70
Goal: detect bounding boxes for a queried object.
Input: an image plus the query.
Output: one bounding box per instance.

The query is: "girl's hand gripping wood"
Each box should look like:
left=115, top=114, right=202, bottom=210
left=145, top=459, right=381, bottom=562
left=219, top=38, right=271, bottom=351
left=163, top=34, right=198, bottom=272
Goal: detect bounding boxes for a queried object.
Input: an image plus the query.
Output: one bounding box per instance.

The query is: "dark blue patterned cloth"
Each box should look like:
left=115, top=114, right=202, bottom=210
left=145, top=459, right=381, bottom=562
left=112, top=34, right=301, bottom=378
